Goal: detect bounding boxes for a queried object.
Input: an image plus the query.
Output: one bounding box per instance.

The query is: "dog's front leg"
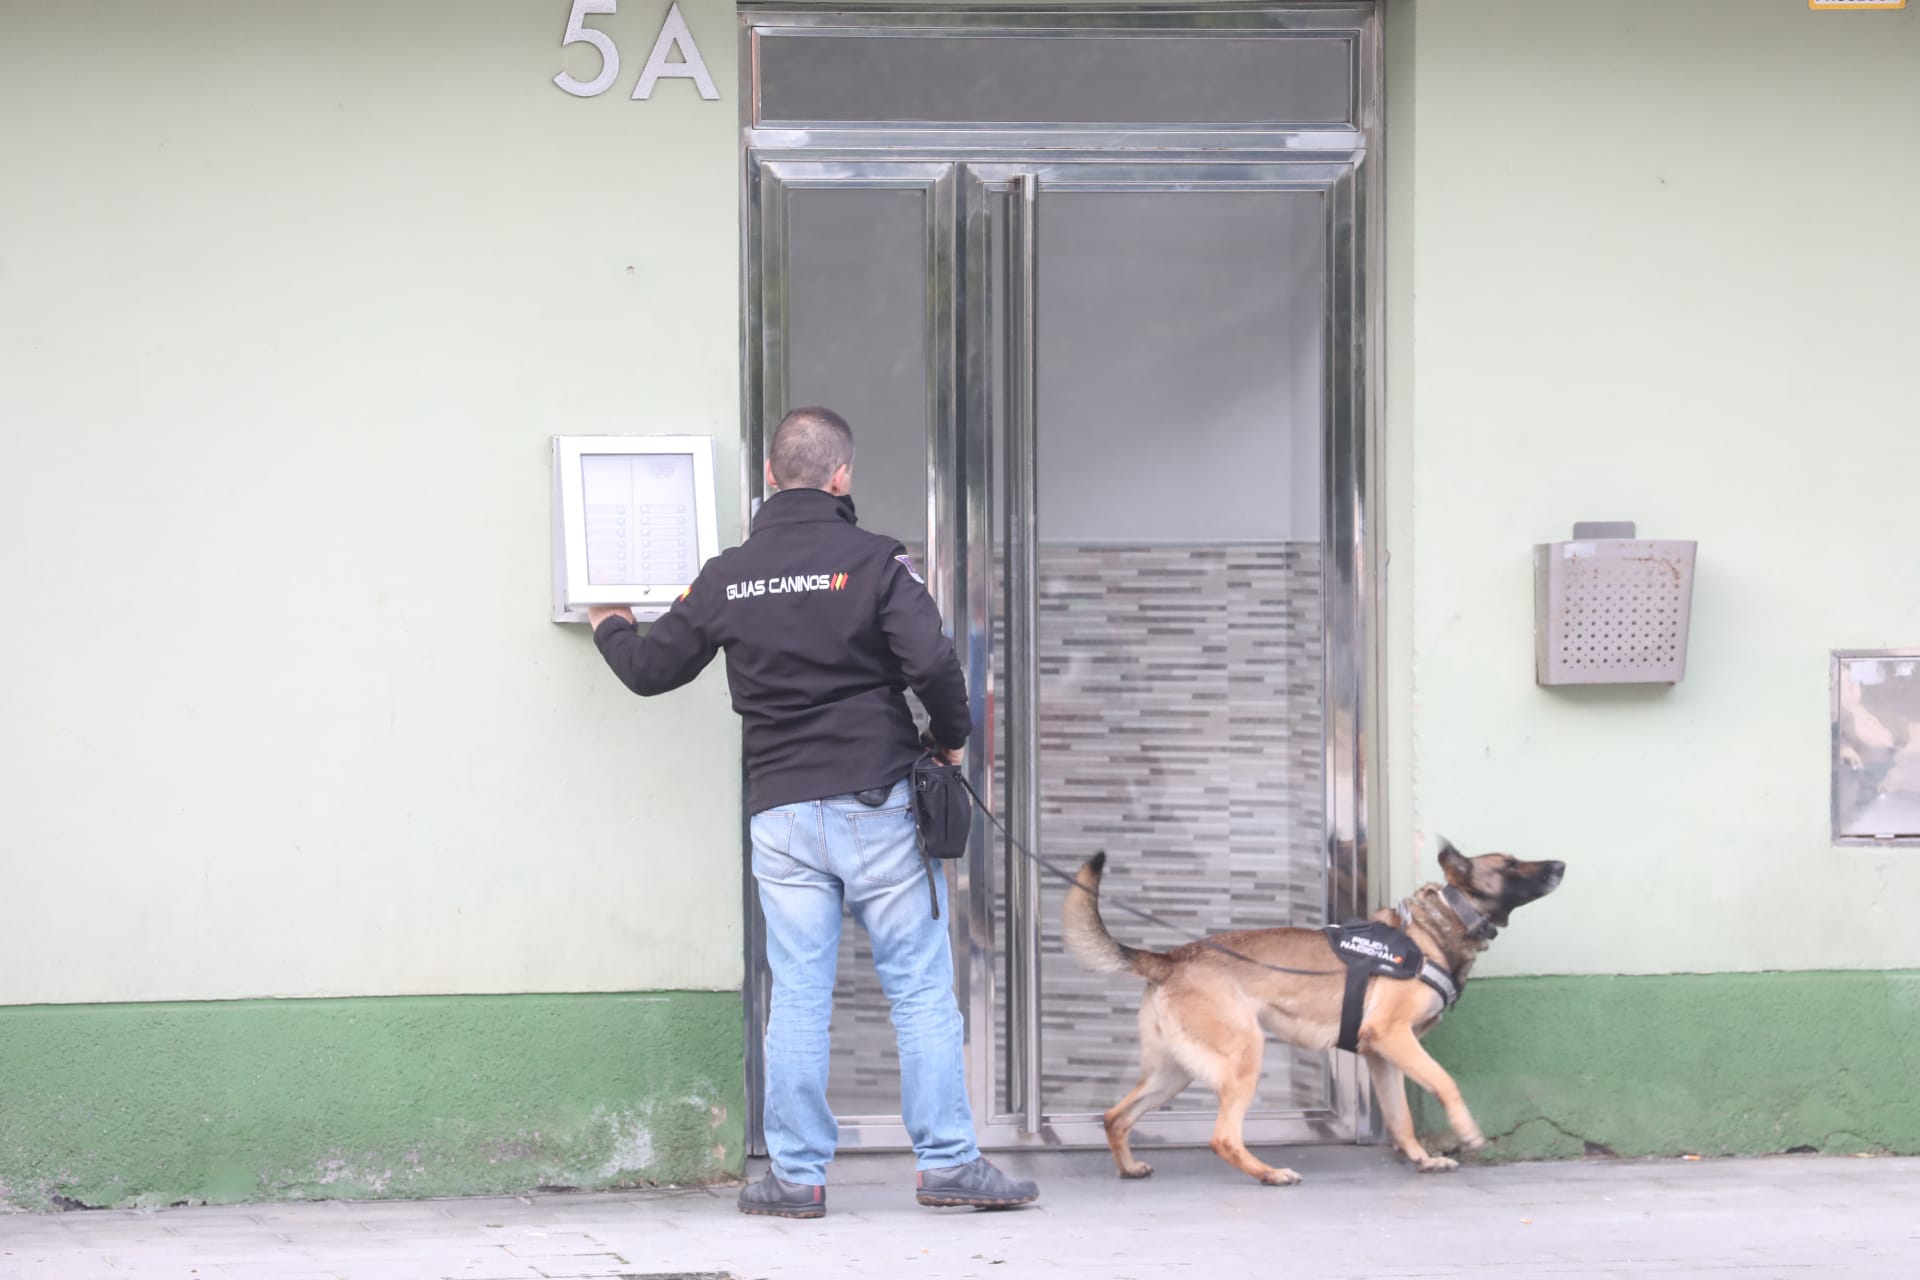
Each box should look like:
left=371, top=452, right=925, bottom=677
left=1363, top=1051, right=1456, bottom=1173
left=1207, top=1048, right=1301, bottom=1186
left=1367, top=1025, right=1486, bottom=1164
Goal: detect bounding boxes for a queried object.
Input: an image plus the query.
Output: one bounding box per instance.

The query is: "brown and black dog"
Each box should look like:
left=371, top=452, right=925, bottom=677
left=1063, top=841, right=1565, bottom=1185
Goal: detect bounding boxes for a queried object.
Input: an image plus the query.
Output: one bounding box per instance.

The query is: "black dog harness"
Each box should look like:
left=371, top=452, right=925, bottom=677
left=1322, top=918, right=1463, bottom=1053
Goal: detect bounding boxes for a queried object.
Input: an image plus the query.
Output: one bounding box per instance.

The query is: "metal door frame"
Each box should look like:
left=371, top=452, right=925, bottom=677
left=739, top=3, right=1384, bottom=1156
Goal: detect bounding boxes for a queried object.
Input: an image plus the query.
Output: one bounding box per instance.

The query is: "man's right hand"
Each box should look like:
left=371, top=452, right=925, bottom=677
left=921, top=729, right=965, bottom=767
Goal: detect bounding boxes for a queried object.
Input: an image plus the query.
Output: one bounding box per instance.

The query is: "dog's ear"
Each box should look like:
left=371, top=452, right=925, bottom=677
left=1436, top=838, right=1471, bottom=886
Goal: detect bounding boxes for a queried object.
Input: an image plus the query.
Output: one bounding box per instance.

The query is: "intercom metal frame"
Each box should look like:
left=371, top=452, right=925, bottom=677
left=551, top=434, right=721, bottom=624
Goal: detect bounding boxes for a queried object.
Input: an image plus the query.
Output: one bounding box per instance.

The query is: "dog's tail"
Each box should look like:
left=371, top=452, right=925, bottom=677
left=1062, top=852, right=1175, bottom=984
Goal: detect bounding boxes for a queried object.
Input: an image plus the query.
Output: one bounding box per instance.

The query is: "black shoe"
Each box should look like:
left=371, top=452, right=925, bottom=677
left=737, top=1170, right=826, bottom=1219
left=915, top=1157, right=1039, bottom=1209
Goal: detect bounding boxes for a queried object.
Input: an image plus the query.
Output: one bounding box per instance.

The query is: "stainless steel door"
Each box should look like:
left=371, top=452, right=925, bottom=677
left=743, top=161, right=962, bottom=1152
left=965, top=164, right=1372, bottom=1150
left=744, top=154, right=1375, bottom=1155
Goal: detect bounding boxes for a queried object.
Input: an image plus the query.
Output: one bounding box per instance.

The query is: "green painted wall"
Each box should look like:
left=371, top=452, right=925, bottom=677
left=1384, top=0, right=1920, bottom=975
left=0, top=0, right=749, bottom=1006
left=0, top=993, right=745, bottom=1212
left=1411, top=972, right=1920, bottom=1160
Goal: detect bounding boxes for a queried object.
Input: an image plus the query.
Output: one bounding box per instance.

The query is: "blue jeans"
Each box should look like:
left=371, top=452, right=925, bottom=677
left=750, top=778, right=979, bottom=1185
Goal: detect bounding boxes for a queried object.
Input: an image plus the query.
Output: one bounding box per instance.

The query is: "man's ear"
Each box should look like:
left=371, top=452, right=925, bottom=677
left=828, top=461, right=852, bottom=496
left=764, top=459, right=779, bottom=492
left=1436, top=838, right=1471, bottom=887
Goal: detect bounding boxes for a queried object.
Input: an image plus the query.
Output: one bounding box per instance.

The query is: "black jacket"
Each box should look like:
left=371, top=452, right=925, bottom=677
left=592, top=486, right=970, bottom=813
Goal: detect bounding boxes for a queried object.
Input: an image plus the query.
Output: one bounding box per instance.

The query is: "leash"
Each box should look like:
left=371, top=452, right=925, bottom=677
left=954, top=772, right=1339, bottom=978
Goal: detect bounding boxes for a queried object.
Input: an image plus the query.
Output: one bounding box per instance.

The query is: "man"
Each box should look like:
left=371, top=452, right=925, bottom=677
left=588, top=407, right=1038, bottom=1219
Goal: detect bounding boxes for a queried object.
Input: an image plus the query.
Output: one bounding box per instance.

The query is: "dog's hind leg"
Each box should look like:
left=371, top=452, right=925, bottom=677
left=1104, top=998, right=1190, bottom=1178
left=1363, top=1050, right=1456, bottom=1173
left=1103, top=1057, right=1190, bottom=1180
left=1367, top=1025, right=1486, bottom=1159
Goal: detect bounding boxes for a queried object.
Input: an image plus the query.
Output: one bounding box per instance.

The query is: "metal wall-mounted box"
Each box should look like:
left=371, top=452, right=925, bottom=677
left=1533, top=523, right=1697, bottom=685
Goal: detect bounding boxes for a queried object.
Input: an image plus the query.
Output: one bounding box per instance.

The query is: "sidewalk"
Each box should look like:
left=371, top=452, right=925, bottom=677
left=3, top=1147, right=1916, bottom=1279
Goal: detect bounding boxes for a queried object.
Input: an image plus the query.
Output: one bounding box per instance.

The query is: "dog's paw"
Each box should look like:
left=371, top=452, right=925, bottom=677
left=1415, top=1154, right=1459, bottom=1173
left=1461, top=1135, right=1489, bottom=1153
left=1258, top=1167, right=1303, bottom=1187
left=1119, top=1161, right=1154, bottom=1180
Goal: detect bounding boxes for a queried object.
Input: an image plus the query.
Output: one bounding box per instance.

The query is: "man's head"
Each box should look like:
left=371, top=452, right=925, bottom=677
left=766, top=407, right=854, bottom=495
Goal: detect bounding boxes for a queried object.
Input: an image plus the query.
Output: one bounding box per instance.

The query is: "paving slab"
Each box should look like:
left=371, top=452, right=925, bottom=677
left=3, top=1148, right=1917, bottom=1279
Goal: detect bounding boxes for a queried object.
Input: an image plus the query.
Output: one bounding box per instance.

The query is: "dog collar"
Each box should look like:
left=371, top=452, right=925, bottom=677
left=1395, top=901, right=1464, bottom=1008
left=1440, top=885, right=1499, bottom=941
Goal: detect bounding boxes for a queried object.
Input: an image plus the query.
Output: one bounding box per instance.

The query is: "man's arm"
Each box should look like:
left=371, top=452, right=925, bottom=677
left=877, top=553, right=970, bottom=758
left=591, top=594, right=718, bottom=697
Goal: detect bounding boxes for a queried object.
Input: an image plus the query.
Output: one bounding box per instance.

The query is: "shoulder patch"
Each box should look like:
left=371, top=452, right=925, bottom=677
left=894, top=553, right=925, bottom=585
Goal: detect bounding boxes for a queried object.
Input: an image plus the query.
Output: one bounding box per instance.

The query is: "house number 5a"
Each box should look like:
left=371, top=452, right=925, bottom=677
left=553, top=0, right=719, bottom=101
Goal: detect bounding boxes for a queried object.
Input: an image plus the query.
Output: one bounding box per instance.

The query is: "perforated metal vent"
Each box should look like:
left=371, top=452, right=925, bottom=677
left=1534, top=537, right=1697, bottom=685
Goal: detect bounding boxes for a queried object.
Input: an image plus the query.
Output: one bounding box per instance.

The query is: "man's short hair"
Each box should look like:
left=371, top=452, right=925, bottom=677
left=769, top=407, right=855, bottom=490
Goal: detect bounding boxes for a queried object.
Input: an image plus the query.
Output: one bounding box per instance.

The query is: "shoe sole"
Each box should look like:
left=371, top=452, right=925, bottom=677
left=915, top=1192, right=1038, bottom=1209
left=739, top=1203, right=826, bottom=1219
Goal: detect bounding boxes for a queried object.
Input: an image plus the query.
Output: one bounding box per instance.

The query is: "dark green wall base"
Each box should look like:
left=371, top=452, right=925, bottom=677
left=10, top=974, right=1914, bottom=1209
left=0, top=992, right=745, bottom=1211
left=1411, top=971, right=1920, bottom=1160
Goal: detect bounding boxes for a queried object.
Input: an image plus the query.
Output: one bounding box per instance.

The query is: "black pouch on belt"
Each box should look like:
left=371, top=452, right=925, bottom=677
left=909, top=753, right=973, bottom=919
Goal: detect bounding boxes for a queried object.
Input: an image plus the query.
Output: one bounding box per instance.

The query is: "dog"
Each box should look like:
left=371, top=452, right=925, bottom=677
left=1063, top=840, right=1566, bottom=1184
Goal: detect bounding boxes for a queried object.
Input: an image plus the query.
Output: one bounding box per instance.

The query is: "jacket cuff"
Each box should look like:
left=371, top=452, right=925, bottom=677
left=592, top=615, right=636, bottom=642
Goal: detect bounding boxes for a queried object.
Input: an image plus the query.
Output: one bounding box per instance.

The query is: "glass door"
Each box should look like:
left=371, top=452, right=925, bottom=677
left=743, top=155, right=1373, bottom=1155
left=964, top=164, right=1370, bottom=1148
left=742, top=160, right=968, bottom=1152
left=969, top=164, right=1370, bottom=1149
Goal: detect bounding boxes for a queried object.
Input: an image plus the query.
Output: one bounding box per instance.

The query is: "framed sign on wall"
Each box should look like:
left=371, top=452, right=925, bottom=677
left=1832, top=649, right=1920, bottom=845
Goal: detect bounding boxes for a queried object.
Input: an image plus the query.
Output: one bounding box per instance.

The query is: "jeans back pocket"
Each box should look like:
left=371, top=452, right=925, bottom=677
left=750, top=808, right=807, bottom=882
left=845, top=806, right=918, bottom=886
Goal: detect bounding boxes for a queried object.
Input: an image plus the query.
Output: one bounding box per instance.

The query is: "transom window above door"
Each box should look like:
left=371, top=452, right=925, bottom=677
left=744, top=6, right=1370, bottom=133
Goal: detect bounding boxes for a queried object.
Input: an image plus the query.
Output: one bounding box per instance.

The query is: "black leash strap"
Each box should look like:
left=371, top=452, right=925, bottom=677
left=954, top=773, right=1337, bottom=978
